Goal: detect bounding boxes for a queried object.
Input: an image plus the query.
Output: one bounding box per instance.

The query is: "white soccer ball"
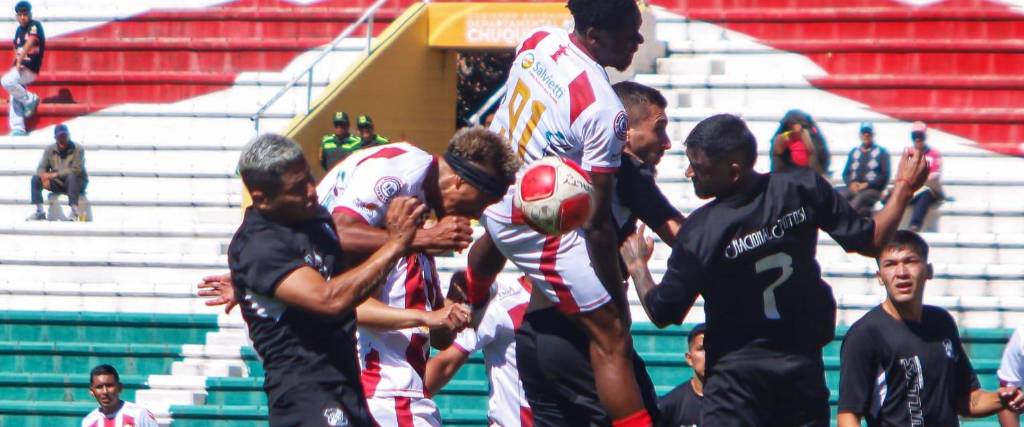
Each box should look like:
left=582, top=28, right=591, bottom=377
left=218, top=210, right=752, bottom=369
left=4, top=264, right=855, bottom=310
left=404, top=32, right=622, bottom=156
left=513, top=157, right=594, bottom=236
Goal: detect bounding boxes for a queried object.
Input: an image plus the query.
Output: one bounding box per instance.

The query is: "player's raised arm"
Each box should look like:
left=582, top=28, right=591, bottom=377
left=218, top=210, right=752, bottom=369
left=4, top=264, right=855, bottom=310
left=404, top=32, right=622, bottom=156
left=620, top=225, right=700, bottom=328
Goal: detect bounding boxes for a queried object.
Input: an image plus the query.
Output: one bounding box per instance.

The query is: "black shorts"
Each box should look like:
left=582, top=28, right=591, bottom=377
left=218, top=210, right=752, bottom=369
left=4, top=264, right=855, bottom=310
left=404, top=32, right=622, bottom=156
left=268, top=382, right=373, bottom=427
left=702, top=345, right=830, bottom=427
left=516, top=307, right=660, bottom=427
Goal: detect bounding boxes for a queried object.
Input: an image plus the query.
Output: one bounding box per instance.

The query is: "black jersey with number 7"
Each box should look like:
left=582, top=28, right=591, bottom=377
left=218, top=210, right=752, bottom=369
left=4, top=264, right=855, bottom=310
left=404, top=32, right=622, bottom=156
left=645, top=168, right=875, bottom=370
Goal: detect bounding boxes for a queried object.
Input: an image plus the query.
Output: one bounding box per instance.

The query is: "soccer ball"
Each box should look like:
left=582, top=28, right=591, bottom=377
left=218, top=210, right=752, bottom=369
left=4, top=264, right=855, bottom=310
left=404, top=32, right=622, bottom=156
left=514, top=157, right=594, bottom=236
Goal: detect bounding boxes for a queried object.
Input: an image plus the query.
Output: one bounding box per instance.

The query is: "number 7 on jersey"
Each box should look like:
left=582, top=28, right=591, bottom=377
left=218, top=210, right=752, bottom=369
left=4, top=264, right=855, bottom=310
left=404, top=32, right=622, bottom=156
left=755, top=252, right=793, bottom=320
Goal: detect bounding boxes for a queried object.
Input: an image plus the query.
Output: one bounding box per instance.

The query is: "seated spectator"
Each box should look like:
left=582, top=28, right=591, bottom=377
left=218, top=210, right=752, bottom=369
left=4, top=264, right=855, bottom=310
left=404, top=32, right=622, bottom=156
left=4, top=1, right=43, bottom=136
left=839, top=122, right=890, bottom=217
left=907, top=122, right=943, bottom=232
left=771, top=111, right=822, bottom=175
left=658, top=323, right=706, bottom=427
left=319, top=111, right=361, bottom=171
left=27, top=124, right=87, bottom=221
left=356, top=114, right=390, bottom=148
left=771, top=109, right=830, bottom=175
left=81, top=364, right=159, bottom=427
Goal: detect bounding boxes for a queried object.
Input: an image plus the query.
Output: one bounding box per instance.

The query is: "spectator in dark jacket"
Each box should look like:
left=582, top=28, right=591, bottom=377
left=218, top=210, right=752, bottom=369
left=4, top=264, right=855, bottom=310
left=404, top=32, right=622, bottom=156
left=27, top=124, right=87, bottom=221
left=840, top=122, right=890, bottom=217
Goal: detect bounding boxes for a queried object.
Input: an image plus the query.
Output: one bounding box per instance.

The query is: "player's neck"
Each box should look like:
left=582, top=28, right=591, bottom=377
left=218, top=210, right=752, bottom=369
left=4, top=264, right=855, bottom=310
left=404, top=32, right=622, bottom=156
left=690, top=377, right=704, bottom=396
left=718, top=171, right=761, bottom=201
left=423, top=157, right=444, bottom=214
left=100, top=400, right=124, bottom=416
left=882, top=298, right=923, bottom=323
left=569, top=32, right=598, bottom=63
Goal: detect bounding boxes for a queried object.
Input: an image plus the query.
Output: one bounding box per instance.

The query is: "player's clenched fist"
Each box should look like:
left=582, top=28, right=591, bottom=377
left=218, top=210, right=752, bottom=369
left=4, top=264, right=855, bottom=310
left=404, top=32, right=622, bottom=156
left=424, top=303, right=471, bottom=333
left=386, top=196, right=427, bottom=251
left=418, top=215, right=474, bottom=252
left=620, top=224, right=655, bottom=273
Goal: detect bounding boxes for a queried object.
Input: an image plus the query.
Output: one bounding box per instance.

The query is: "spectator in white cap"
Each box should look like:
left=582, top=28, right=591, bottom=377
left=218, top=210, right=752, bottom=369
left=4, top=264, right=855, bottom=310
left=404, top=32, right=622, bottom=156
left=907, top=122, right=944, bottom=232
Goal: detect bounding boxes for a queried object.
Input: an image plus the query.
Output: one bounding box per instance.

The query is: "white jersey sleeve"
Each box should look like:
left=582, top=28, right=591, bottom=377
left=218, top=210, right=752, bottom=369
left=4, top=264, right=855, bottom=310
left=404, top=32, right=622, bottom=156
left=316, top=143, right=433, bottom=227
left=453, top=328, right=480, bottom=355
left=574, top=103, right=626, bottom=173
left=998, top=327, right=1024, bottom=387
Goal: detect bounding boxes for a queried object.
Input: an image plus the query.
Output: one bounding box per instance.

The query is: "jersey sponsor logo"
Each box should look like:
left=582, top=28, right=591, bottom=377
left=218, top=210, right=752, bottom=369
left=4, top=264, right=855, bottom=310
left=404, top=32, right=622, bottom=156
left=521, top=53, right=536, bottom=69
left=551, top=44, right=568, bottom=62
left=527, top=61, right=565, bottom=100
left=943, top=339, right=957, bottom=360
left=724, top=207, right=808, bottom=259
left=900, top=356, right=925, bottom=426
left=374, top=176, right=403, bottom=203
left=323, top=407, right=349, bottom=426
left=614, top=111, right=629, bottom=141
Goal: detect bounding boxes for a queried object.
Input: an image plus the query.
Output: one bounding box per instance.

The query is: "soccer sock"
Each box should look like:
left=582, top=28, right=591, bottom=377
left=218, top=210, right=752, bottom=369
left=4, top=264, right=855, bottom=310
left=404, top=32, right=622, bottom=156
left=465, top=265, right=496, bottom=309
left=34, top=203, right=42, bottom=213
left=611, top=409, right=652, bottom=427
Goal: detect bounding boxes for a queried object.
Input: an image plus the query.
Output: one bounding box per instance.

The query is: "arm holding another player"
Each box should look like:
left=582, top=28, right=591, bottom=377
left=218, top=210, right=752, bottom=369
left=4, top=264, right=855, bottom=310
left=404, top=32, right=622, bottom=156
left=334, top=213, right=473, bottom=256
left=584, top=171, right=630, bottom=320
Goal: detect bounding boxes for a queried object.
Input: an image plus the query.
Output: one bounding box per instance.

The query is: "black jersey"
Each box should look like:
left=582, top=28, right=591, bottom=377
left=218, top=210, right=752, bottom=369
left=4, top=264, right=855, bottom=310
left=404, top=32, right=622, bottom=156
left=658, top=380, right=703, bottom=427
left=13, top=19, right=44, bottom=74
left=611, top=154, right=680, bottom=242
left=644, top=169, right=875, bottom=369
left=838, top=305, right=980, bottom=427
left=228, top=206, right=369, bottom=424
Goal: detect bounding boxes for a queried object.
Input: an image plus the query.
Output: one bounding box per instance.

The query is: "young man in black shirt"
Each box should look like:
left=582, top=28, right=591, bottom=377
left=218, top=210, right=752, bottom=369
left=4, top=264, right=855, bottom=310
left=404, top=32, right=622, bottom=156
left=658, top=323, right=706, bottom=427
left=838, top=230, right=1018, bottom=426
left=3, top=1, right=42, bottom=135
left=230, top=133, right=425, bottom=427
left=620, top=114, right=930, bottom=426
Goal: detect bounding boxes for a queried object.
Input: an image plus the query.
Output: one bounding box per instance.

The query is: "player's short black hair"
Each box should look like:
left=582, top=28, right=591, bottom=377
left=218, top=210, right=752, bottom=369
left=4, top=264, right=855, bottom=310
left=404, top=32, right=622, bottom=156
left=89, top=364, right=120, bottom=385
left=14, top=1, right=30, bottom=13
left=613, top=81, right=666, bottom=123
left=879, top=230, right=930, bottom=263
left=687, top=323, right=706, bottom=347
left=567, top=0, right=640, bottom=32
left=684, top=114, right=757, bottom=168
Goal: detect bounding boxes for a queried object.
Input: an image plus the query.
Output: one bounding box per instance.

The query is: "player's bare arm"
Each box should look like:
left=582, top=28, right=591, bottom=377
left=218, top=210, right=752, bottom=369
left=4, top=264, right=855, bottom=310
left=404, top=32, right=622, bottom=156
left=333, top=212, right=472, bottom=255
left=959, top=388, right=1010, bottom=418
left=423, top=344, right=472, bottom=396
left=654, top=216, right=684, bottom=244
left=356, top=297, right=469, bottom=333
left=274, top=197, right=424, bottom=317
left=620, top=224, right=663, bottom=326
left=863, top=147, right=930, bottom=257
left=583, top=171, right=628, bottom=319
left=836, top=411, right=862, bottom=427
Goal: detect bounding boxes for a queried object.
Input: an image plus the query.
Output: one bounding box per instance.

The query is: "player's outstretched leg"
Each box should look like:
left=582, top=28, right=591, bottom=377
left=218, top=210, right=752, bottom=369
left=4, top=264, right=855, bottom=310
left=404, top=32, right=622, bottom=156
left=574, top=303, right=651, bottom=426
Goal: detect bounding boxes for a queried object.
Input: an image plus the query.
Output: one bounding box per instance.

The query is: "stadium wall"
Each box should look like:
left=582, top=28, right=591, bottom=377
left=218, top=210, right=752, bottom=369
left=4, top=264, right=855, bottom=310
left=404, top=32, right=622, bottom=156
left=282, top=2, right=458, bottom=180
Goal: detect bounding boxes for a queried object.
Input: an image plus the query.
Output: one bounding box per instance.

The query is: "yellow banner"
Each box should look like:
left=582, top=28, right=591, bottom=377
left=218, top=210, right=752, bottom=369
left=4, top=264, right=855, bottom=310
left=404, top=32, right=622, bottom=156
left=428, top=3, right=572, bottom=49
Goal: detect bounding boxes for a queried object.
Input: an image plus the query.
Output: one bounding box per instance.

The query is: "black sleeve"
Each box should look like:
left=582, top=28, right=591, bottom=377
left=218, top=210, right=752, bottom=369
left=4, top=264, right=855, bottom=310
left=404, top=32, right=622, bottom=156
left=869, top=149, right=891, bottom=190
left=233, top=231, right=305, bottom=296
left=619, top=164, right=680, bottom=230
left=838, top=324, right=878, bottom=415
left=644, top=238, right=702, bottom=326
left=812, top=172, right=876, bottom=253
left=657, top=385, right=686, bottom=426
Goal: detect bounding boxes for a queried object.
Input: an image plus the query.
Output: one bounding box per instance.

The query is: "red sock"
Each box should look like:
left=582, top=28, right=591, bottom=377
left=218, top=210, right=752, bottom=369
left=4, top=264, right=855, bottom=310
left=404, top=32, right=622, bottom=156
left=465, top=265, right=496, bottom=308
left=612, top=409, right=652, bottom=427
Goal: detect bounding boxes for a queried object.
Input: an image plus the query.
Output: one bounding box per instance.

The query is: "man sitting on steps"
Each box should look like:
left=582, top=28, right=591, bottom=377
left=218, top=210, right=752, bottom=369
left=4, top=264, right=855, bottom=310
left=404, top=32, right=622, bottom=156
left=27, top=124, right=88, bottom=221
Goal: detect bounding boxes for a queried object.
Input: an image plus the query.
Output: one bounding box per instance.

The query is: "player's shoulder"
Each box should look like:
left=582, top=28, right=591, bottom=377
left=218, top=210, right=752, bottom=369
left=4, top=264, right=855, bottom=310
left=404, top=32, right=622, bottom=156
left=922, top=304, right=958, bottom=329
left=515, top=26, right=569, bottom=54
left=80, top=408, right=102, bottom=427
left=845, top=305, right=891, bottom=336
left=122, top=401, right=158, bottom=420
left=768, top=167, right=821, bottom=189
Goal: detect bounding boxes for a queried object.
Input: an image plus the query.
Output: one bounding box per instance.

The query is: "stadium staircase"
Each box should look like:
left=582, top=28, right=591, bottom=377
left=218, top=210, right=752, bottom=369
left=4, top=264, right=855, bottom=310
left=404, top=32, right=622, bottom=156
left=0, top=0, right=1020, bottom=426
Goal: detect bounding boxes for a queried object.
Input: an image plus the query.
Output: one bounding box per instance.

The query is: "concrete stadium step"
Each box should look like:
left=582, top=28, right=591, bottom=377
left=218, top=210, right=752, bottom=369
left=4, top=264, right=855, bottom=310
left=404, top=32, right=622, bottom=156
left=0, top=311, right=219, bottom=344
left=0, top=372, right=147, bottom=403
left=0, top=205, right=240, bottom=228
left=0, top=148, right=241, bottom=176
left=0, top=264, right=224, bottom=288
left=0, top=222, right=235, bottom=238
left=0, top=234, right=227, bottom=259
left=0, top=176, right=242, bottom=200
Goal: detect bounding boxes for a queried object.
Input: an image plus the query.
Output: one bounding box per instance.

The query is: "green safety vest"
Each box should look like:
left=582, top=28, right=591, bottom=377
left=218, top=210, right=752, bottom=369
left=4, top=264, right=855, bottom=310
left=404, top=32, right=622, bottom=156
left=321, top=134, right=361, bottom=171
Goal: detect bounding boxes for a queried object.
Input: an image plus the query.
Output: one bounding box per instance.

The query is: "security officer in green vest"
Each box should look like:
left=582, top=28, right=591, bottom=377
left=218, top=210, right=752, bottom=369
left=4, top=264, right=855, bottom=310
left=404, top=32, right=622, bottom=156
left=356, top=115, right=390, bottom=150
left=319, top=112, right=361, bottom=171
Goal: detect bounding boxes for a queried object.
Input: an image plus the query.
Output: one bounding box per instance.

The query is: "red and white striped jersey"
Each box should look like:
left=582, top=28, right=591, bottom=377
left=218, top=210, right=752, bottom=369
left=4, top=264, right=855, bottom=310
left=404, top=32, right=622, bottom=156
left=453, top=279, right=533, bottom=426
left=317, top=142, right=444, bottom=399
left=81, top=401, right=158, bottom=427
left=485, top=26, right=627, bottom=223
left=358, top=252, right=444, bottom=399
left=317, top=142, right=434, bottom=227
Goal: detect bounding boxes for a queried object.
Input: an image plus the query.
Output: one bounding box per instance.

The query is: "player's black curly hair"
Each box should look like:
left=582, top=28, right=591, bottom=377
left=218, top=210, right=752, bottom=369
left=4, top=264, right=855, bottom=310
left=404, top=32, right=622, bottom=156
left=684, top=114, right=757, bottom=168
left=567, top=0, right=640, bottom=32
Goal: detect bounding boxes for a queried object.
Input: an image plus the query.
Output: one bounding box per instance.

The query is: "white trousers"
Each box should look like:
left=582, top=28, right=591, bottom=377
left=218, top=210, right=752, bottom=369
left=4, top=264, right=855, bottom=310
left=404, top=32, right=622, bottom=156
left=1, top=67, right=37, bottom=132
